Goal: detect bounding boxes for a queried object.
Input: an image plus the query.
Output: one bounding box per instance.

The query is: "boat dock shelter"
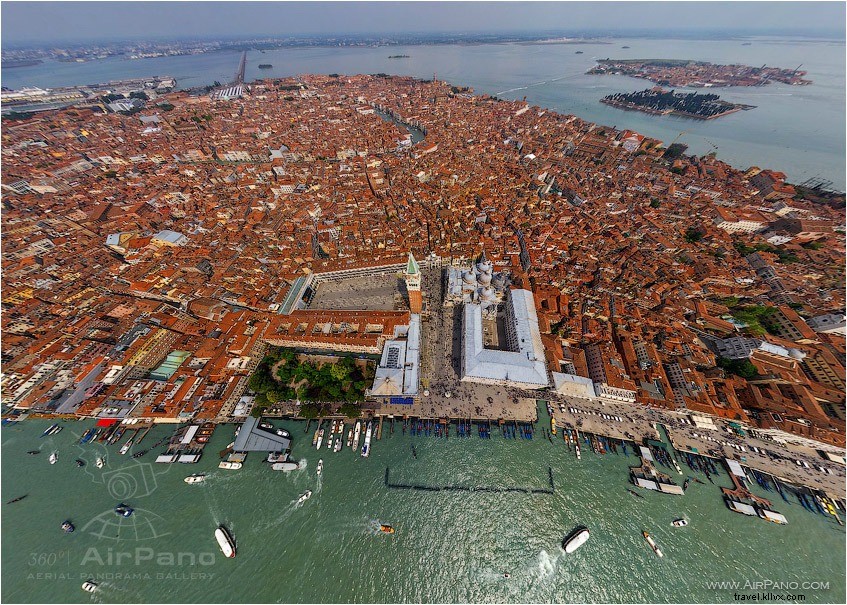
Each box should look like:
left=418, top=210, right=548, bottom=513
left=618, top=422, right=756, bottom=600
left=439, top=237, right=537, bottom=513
left=233, top=416, right=291, bottom=452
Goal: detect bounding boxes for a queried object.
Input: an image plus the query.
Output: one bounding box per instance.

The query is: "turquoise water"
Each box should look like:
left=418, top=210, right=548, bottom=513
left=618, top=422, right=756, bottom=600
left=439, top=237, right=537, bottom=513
left=2, top=37, right=844, bottom=188
left=2, top=416, right=844, bottom=603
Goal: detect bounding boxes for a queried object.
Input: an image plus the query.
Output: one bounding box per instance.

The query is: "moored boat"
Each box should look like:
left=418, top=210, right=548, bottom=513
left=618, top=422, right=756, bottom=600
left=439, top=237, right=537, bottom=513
left=361, top=422, right=372, bottom=458
left=41, top=423, right=59, bottom=437
left=119, top=438, right=133, bottom=455
left=551, top=417, right=557, bottom=436
left=215, top=525, right=236, bottom=558
left=316, top=428, right=324, bottom=450
left=218, top=461, right=242, bottom=470
left=562, top=526, right=590, bottom=553
left=352, top=421, right=361, bottom=451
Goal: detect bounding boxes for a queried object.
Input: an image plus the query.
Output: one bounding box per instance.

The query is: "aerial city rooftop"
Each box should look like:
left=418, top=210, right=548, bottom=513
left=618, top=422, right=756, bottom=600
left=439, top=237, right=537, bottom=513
left=1, top=72, right=844, bottom=454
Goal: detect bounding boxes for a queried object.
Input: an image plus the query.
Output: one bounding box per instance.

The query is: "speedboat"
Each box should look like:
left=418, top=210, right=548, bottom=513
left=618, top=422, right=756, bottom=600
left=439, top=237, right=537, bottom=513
left=215, top=525, right=236, bottom=558
left=672, top=518, right=688, bottom=527
left=259, top=421, right=274, bottom=431
left=119, top=438, right=133, bottom=455
left=75, top=459, right=85, bottom=467
left=27, top=450, right=40, bottom=455
left=81, top=581, right=98, bottom=593
left=114, top=503, right=134, bottom=517
left=316, top=428, right=324, bottom=450
left=317, top=459, right=323, bottom=476
left=379, top=524, right=395, bottom=534
left=41, top=423, right=59, bottom=437
left=275, top=428, right=290, bottom=439
left=347, top=428, right=353, bottom=447
left=95, top=457, right=105, bottom=468
left=184, top=473, right=206, bottom=484
left=562, top=526, right=590, bottom=554
left=61, top=520, right=75, bottom=533
left=49, top=452, right=58, bottom=465
left=218, top=461, right=242, bottom=470
left=296, top=490, right=312, bottom=505
left=334, top=436, right=342, bottom=453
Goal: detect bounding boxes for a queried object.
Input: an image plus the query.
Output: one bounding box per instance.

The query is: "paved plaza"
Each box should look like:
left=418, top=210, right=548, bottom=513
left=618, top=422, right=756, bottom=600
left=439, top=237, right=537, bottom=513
left=309, top=273, right=401, bottom=311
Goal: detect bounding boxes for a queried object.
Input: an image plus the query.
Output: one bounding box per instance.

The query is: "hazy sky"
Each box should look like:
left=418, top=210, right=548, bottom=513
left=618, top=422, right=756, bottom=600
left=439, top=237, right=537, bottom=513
left=2, top=1, right=845, bottom=45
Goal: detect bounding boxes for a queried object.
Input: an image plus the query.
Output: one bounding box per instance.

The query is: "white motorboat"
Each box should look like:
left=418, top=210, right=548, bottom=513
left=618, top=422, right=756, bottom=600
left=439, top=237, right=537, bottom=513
left=316, top=428, right=324, bottom=450
left=672, top=518, right=688, bottom=527
left=218, top=461, right=242, bottom=470
left=49, top=451, right=58, bottom=465
left=334, top=436, right=342, bottom=453
left=184, top=473, right=206, bottom=484
left=346, top=427, right=353, bottom=447
left=562, top=526, right=590, bottom=554
left=119, top=438, right=133, bottom=455
left=215, top=526, right=236, bottom=558
left=95, top=457, right=105, bottom=468
left=296, top=490, right=312, bottom=505
left=81, top=581, right=98, bottom=593
left=271, top=461, right=299, bottom=471
left=317, top=459, right=323, bottom=476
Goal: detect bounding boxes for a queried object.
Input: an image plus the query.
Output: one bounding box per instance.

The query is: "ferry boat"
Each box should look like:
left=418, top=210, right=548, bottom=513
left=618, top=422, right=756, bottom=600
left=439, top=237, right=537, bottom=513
left=562, top=526, right=590, bottom=554
left=316, top=428, right=324, bottom=450
left=119, top=438, right=133, bottom=455
left=352, top=421, right=361, bottom=451
left=551, top=417, right=557, bottom=436
left=81, top=581, right=98, bottom=593
left=41, top=423, right=59, bottom=437
left=184, top=473, right=206, bottom=484
left=218, top=461, right=242, bottom=470
left=49, top=452, right=58, bottom=465
left=215, top=526, right=236, bottom=558
left=672, top=518, right=688, bottom=527
left=296, top=490, right=312, bottom=505
left=642, top=531, right=663, bottom=557
left=317, top=459, right=323, bottom=476
left=379, top=524, right=395, bottom=534
left=61, top=520, right=75, bottom=533
left=95, top=457, right=105, bottom=468
left=115, top=503, right=134, bottom=517
left=361, top=422, right=373, bottom=458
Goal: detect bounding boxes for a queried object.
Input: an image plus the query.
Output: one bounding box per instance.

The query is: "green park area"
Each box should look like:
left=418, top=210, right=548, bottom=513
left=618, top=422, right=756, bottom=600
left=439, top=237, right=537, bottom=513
left=248, top=347, right=374, bottom=418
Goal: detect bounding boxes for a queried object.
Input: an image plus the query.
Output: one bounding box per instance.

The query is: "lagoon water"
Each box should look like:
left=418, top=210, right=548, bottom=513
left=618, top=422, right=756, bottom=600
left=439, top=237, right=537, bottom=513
left=2, top=37, right=845, bottom=189
left=2, top=416, right=844, bottom=603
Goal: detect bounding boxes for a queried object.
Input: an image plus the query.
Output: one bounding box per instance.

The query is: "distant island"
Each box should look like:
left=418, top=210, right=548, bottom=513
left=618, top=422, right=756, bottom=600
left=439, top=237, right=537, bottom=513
left=258, top=64, right=273, bottom=69
left=601, top=88, right=755, bottom=120
left=588, top=58, right=812, bottom=87
left=1, top=59, right=43, bottom=69
left=388, top=55, right=410, bottom=59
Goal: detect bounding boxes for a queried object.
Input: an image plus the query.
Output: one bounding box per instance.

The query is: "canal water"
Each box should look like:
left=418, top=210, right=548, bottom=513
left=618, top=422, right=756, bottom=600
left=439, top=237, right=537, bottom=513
left=2, top=416, right=844, bottom=603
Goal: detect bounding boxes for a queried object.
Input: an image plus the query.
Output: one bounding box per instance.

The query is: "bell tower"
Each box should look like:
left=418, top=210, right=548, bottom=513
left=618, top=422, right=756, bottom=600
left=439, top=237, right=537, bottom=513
left=405, top=252, right=422, bottom=314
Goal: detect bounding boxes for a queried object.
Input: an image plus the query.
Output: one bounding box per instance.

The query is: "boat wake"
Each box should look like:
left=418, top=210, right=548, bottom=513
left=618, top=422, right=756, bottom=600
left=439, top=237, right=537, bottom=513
left=534, top=549, right=560, bottom=579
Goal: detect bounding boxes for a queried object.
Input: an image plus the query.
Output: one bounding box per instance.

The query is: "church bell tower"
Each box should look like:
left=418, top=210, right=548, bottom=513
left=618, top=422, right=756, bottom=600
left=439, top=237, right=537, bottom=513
left=405, top=252, right=422, bottom=314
